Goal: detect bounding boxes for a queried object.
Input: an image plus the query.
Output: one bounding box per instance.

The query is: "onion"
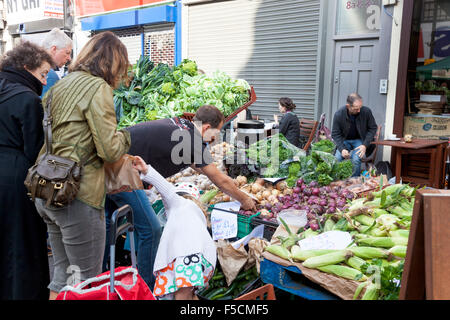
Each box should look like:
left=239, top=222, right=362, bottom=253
left=293, top=186, right=301, bottom=194
left=319, top=199, right=328, bottom=207
left=271, top=189, right=280, bottom=196
left=327, top=206, right=336, bottom=213
left=236, top=176, right=247, bottom=186
left=276, top=181, right=287, bottom=191
left=312, top=188, right=320, bottom=196
left=255, top=178, right=265, bottom=186
left=293, top=204, right=301, bottom=210
left=251, top=183, right=263, bottom=194
left=303, top=188, right=312, bottom=196
left=309, top=181, right=319, bottom=188
left=310, top=222, right=319, bottom=231
left=265, top=203, right=273, bottom=210
left=262, top=190, right=271, bottom=199
left=296, top=178, right=304, bottom=186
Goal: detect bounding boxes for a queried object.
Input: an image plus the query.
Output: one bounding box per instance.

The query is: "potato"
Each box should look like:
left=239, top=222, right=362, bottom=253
left=255, top=178, right=265, bottom=186
left=262, top=190, right=272, bottom=199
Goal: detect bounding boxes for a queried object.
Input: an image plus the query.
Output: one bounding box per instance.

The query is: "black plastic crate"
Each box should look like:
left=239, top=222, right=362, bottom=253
left=250, top=216, right=279, bottom=241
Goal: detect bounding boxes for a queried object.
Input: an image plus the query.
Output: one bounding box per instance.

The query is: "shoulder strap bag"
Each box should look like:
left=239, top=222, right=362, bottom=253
left=24, top=89, right=86, bottom=208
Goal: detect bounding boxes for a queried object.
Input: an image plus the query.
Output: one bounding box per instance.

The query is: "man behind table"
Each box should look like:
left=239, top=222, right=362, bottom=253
left=331, top=93, right=378, bottom=177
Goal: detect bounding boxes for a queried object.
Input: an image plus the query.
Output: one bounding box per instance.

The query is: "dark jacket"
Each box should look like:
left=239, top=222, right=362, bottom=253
left=279, top=112, right=301, bottom=148
left=331, top=106, right=378, bottom=153
left=0, top=67, right=49, bottom=299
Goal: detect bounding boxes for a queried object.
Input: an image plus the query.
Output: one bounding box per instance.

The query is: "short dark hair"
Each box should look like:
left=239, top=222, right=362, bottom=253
left=193, top=105, right=225, bottom=128
left=0, top=41, right=55, bottom=71
left=346, top=93, right=362, bottom=106
left=279, top=97, right=296, bottom=111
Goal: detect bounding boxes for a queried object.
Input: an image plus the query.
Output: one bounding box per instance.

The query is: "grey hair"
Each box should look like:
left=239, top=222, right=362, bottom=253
left=41, top=28, right=72, bottom=50
left=346, top=93, right=362, bottom=106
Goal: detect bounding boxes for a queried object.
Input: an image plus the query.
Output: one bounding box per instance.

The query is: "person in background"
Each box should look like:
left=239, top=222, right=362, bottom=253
left=40, top=28, right=73, bottom=97
left=0, top=41, right=55, bottom=300
left=132, top=157, right=216, bottom=300
left=276, top=97, right=301, bottom=147
left=331, top=93, right=378, bottom=177
left=103, top=105, right=256, bottom=291
left=33, top=32, right=131, bottom=300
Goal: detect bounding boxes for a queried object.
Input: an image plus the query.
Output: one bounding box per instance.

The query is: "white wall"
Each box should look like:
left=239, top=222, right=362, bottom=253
left=383, top=0, right=404, bottom=161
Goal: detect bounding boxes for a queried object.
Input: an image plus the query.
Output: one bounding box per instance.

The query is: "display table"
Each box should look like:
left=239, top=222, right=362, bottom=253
left=372, top=139, right=448, bottom=188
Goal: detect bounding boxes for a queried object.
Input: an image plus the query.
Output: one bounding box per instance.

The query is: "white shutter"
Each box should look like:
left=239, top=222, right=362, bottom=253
left=186, top=0, right=321, bottom=120
left=112, top=27, right=143, bottom=65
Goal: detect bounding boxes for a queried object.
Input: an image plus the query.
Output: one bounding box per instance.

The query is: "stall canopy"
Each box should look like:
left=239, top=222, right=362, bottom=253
left=417, top=56, right=450, bottom=79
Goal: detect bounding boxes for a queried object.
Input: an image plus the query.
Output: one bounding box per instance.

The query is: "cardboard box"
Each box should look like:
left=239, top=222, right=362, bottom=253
left=403, top=115, right=450, bottom=139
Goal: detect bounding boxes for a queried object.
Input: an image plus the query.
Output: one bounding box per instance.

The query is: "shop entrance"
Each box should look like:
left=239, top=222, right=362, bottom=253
left=331, top=39, right=379, bottom=115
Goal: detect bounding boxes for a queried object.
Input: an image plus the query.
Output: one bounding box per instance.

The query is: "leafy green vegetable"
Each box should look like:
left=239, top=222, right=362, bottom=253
left=311, top=139, right=336, bottom=154
left=113, top=56, right=251, bottom=129
left=331, top=160, right=353, bottom=181
left=361, top=259, right=404, bottom=300
left=318, top=173, right=333, bottom=186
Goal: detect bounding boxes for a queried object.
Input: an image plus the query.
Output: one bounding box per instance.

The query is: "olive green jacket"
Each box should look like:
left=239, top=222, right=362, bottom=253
left=39, top=71, right=131, bottom=209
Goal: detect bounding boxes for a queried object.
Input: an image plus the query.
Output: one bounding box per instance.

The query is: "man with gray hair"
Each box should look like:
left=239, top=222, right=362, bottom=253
left=331, top=93, right=378, bottom=177
left=40, top=28, right=72, bottom=97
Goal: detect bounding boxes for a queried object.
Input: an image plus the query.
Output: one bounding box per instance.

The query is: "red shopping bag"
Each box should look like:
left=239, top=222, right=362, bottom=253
left=56, top=267, right=156, bottom=300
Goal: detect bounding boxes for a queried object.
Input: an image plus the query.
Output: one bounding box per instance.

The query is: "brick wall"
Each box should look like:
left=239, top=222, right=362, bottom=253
left=144, top=24, right=175, bottom=66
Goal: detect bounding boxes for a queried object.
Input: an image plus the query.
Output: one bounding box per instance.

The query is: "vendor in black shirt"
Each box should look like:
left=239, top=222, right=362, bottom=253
left=276, top=97, right=301, bottom=147
left=331, top=93, right=378, bottom=177
left=126, top=105, right=256, bottom=211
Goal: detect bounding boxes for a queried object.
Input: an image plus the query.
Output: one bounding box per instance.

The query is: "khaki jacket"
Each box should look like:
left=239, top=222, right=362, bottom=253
left=39, top=71, right=130, bottom=209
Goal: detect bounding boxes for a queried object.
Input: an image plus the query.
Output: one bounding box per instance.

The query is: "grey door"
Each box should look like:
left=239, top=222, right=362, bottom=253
left=331, top=39, right=379, bottom=116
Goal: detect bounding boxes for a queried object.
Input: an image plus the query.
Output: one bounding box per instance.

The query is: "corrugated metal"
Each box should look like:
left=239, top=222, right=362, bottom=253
left=186, top=0, right=320, bottom=121
left=112, top=27, right=143, bottom=65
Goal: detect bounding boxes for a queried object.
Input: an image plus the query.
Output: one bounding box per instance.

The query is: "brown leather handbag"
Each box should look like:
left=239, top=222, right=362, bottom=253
left=24, top=90, right=84, bottom=208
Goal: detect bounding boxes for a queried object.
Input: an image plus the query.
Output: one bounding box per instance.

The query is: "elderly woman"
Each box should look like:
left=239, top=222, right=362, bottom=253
left=0, top=41, right=54, bottom=300
left=33, top=31, right=131, bottom=300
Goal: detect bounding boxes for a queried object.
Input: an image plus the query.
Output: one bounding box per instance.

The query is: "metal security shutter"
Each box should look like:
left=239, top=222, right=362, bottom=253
left=112, top=27, right=143, bottom=65
left=186, top=0, right=320, bottom=121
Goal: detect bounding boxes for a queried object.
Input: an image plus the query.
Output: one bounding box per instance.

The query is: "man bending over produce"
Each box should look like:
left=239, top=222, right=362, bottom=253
left=103, top=105, right=256, bottom=290
left=331, top=93, right=378, bottom=177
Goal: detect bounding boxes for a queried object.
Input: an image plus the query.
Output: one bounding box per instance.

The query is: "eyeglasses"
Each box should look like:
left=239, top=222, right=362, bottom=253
left=40, top=73, right=48, bottom=80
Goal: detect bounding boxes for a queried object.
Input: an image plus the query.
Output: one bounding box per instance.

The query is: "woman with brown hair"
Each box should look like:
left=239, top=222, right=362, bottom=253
left=33, top=31, right=131, bottom=299
left=0, top=41, right=54, bottom=300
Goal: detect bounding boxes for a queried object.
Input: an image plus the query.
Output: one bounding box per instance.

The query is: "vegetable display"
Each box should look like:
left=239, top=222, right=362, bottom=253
left=264, top=183, right=416, bottom=300
left=114, top=55, right=251, bottom=129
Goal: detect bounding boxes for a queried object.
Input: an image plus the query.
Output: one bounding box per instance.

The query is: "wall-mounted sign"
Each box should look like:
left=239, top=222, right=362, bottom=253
left=6, top=0, right=63, bottom=25
left=74, top=0, right=168, bottom=17
left=336, top=0, right=381, bottom=35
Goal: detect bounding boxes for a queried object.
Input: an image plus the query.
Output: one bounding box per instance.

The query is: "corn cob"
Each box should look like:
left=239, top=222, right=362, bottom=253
left=345, top=256, right=367, bottom=271
left=323, top=218, right=336, bottom=232
left=372, top=208, right=389, bottom=217
left=372, top=184, right=404, bottom=197
left=265, top=244, right=292, bottom=261
left=349, top=246, right=389, bottom=259
left=353, top=214, right=375, bottom=226
left=389, top=229, right=410, bottom=238
left=390, top=206, right=412, bottom=218
left=388, top=245, right=407, bottom=258
left=303, top=250, right=352, bottom=269
left=357, top=236, right=408, bottom=248
left=361, top=282, right=379, bottom=300
left=317, top=265, right=367, bottom=282
left=290, top=246, right=336, bottom=262
left=368, top=227, right=388, bottom=237
left=353, top=281, right=369, bottom=300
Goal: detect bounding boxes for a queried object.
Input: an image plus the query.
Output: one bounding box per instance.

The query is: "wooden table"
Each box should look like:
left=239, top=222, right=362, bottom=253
left=372, top=139, right=448, bottom=188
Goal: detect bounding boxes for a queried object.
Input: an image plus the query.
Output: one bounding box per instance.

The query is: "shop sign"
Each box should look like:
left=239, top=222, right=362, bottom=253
left=6, top=0, right=63, bottom=25
left=336, top=0, right=381, bottom=35
left=74, top=0, right=167, bottom=17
